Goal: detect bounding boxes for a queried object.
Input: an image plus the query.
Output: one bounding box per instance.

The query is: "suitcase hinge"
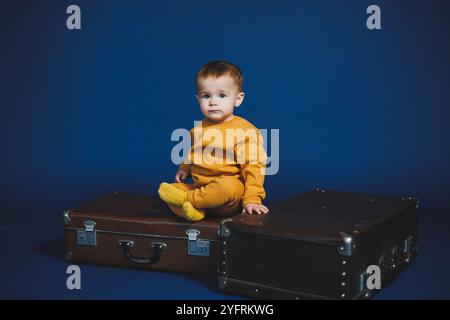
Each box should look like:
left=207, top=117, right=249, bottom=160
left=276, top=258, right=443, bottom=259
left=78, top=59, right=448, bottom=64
left=76, top=220, right=97, bottom=246
left=338, top=233, right=354, bottom=256
left=186, top=229, right=210, bottom=257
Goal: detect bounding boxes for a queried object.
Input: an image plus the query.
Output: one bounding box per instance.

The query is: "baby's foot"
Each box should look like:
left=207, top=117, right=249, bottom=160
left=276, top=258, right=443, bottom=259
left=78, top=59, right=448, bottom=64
left=182, top=201, right=206, bottom=222
left=158, top=182, right=187, bottom=207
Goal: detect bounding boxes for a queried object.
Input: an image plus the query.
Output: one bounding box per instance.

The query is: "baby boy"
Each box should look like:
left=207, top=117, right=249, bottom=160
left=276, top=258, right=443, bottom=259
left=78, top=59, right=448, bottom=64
left=158, top=60, right=269, bottom=222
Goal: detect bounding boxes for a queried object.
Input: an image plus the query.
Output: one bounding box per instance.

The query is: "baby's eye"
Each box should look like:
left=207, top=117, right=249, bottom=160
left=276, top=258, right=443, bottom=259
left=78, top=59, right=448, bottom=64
left=219, top=93, right=227, bottom=98
left=201, top=94, right=210, bottom=99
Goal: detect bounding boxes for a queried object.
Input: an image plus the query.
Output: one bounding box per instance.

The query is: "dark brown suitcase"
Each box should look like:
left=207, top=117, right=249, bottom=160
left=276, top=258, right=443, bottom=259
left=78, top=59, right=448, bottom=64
left=63, top=192, right=221, bottom=274
left=218, top=189, right=418, bottom=299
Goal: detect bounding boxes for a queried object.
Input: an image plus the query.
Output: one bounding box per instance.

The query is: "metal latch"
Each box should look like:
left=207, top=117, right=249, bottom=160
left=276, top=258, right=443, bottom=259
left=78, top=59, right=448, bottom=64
left=186, top=229, right=210, bottom=257
left=76, top=220, right=97, bottom=246
left=186, top=229, right=200, bottom=241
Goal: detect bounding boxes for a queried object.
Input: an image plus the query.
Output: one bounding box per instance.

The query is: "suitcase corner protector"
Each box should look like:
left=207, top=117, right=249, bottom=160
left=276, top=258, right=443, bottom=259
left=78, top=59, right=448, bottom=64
left=219, top=219, right=232, bottom=238
left=62, top=210, right=72, bottom=225
left=338, top=233, right=354, bottom=256
left=65, top=251, right=73, bottom=261
left=217, top=275, right=228, bottom=290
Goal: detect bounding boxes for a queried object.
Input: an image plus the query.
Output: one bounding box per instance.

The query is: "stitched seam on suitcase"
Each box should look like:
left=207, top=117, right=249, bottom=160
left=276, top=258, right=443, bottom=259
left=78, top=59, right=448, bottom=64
left=70, top=218, right=219, bottom=228
left=64, top=228, right=218, bottom=242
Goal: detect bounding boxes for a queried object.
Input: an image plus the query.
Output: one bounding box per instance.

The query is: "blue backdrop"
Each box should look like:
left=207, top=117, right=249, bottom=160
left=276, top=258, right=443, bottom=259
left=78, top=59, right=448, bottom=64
left=1, top=0, right=449, bottom=299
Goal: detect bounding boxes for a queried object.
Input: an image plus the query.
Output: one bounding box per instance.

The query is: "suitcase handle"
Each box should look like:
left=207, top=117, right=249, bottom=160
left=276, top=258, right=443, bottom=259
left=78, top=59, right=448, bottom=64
left=118, top=240, right=167, bottom=265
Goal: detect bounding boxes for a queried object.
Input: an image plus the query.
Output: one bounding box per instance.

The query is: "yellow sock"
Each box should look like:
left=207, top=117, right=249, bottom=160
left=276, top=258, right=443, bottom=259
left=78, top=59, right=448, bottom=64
left=158, top=182, right=187, bottom=207
left=182, top=201, right=206, bottom=222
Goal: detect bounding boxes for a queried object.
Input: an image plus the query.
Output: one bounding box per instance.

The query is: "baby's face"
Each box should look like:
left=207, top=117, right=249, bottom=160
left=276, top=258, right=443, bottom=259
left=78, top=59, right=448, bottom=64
left=196, top=75, right=244, bottom=123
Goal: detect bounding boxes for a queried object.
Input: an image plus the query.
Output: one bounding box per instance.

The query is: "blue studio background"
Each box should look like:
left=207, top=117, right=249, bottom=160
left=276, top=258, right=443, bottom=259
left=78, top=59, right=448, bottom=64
left=1, top=0, right=449, bottom=299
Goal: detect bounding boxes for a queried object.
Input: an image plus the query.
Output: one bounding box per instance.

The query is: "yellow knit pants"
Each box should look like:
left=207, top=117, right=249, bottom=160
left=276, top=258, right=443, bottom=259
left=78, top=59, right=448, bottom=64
left=166, top=176, right=244, bottom=217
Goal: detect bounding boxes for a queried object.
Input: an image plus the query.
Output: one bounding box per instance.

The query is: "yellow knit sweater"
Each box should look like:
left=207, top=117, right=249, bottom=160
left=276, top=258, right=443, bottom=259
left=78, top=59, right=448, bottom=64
left=179, top=116, right=267, bottom=206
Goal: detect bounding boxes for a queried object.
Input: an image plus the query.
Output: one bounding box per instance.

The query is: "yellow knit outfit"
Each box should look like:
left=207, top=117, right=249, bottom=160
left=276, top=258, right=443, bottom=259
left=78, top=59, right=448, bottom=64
left=160, top=115, right=267, bottom=221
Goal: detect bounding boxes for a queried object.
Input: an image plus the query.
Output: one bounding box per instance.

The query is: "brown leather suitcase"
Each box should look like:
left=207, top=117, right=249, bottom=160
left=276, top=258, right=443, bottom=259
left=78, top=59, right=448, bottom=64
left=63, top=192, right=221, bottom=274
left=218, top=189, right=418, bottom=299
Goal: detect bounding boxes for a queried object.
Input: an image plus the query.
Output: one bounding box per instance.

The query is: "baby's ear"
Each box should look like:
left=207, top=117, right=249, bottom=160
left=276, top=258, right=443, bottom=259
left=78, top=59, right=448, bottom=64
left=235, top=92, right=245, bottom=107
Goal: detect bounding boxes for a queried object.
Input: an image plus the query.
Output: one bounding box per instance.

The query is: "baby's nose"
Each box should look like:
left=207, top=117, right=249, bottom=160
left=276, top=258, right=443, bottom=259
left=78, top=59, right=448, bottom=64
left=209, top=97, right=218, bottom=105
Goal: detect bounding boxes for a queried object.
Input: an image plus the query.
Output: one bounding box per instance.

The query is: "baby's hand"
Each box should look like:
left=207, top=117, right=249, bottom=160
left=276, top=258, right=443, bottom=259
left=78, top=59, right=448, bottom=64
left=242, top=204, right=269, bottom=215
left=175, top=169, right=190, bottom=183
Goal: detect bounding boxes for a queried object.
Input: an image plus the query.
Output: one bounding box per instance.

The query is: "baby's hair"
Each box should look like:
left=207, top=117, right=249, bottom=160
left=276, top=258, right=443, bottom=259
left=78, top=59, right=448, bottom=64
left=196, top=60, right=244, bottom=92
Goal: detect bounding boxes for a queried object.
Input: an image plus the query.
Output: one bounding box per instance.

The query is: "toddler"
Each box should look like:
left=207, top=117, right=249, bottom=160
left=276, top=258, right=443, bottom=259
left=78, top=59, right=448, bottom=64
left=158, top=60, right=269, bottom=222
